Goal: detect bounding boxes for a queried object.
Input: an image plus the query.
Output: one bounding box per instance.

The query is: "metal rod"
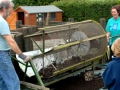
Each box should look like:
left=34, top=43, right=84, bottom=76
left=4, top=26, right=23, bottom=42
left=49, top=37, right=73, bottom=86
left=54, top=34, right=106, bottom=50
left=42, top=30, right=45, bottom=74
left=29, top=61, right=44, bottom=86
left=43, top=56, right=57, bottom=70
left=30, top=38, right=43, bottom=52
left=23, top=62, right=28, bottom=81
left=11, top=56, right=25, bottom=65
left=38, top=20, right=93, bottom=30
left=24, top=27, right=77, bottom=38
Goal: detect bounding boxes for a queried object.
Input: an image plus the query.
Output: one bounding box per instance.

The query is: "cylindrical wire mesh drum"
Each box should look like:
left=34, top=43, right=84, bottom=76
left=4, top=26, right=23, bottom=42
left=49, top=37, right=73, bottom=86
left=18, top=20, right=107, bottom=79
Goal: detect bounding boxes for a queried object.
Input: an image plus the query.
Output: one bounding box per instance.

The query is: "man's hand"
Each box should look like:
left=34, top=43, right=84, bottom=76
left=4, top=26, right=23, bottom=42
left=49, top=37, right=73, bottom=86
left=19, top=53, right=32, bottom=63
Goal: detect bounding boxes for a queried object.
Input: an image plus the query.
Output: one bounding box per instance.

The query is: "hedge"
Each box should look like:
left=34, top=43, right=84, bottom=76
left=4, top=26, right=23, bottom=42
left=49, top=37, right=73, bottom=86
left=52, top=0, right=119, bottom=22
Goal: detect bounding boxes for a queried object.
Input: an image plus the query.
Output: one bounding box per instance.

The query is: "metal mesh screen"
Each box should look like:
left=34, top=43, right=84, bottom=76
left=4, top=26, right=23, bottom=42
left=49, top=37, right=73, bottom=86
left=32, top=20, right=107, bottom=77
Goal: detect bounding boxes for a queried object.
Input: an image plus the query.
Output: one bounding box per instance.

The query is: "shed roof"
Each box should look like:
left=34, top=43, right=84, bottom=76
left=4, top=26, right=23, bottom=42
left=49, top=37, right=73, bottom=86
left=14, top=5, right=63, bottom=14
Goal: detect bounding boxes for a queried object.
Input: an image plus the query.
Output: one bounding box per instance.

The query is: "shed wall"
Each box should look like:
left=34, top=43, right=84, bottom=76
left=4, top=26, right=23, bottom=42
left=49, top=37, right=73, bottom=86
left=7, top=7, right=63, bottom=30
left=56, top=12, right=62, bottom=22
left=29, top=14, right=37, bottom=25
left=24, top=13, right=29, bottom=25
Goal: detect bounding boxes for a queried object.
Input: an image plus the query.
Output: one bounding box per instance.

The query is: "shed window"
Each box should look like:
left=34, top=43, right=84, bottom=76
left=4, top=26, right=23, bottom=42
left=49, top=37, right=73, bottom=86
left=44, top=12, right=56, bottom=21
left=51, top=12, right=56, bottom=20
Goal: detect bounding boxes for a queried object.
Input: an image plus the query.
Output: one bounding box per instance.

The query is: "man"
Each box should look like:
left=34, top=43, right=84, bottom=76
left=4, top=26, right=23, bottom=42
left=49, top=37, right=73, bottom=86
left=0, top=0, right=31, bottom=90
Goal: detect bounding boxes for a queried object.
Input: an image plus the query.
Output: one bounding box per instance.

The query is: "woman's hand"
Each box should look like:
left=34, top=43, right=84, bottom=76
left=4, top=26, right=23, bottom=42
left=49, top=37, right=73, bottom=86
left=106, top=32, right=110, bottom=42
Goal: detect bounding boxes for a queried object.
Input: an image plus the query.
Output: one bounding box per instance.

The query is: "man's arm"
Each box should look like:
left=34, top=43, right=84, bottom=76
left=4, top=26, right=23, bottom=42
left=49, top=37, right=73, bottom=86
left=3, top=34, right=22, bottom=55
left=3, top=34, right=32, bottom=63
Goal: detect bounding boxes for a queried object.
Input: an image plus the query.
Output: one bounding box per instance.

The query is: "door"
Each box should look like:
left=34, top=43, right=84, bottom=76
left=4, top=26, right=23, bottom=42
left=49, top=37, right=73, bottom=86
left=18, top=12, right=24, bottom=24
left=6, top=12, right=17, bottom=30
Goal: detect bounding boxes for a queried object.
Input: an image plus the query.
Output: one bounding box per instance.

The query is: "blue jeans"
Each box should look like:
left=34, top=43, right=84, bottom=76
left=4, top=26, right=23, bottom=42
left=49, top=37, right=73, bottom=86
left=0, top=51, right=20, bottom=90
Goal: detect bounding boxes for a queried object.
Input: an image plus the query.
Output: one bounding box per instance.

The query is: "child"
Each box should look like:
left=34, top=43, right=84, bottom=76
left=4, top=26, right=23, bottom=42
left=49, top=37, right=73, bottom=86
left=102, top=38, right=120, bottom=90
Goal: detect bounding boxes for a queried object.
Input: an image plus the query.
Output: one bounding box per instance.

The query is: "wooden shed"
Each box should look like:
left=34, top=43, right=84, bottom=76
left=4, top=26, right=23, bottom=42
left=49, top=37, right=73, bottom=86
left=6, top=5, right=63, bottom=30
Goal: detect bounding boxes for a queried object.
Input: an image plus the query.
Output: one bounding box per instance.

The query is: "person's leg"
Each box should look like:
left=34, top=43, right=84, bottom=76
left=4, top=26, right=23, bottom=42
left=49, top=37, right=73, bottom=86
left=0, top=74, right=7, bottom=90
left=0, top=51, right=20, bottom=90
left=109, top=45, right=114, bottom=61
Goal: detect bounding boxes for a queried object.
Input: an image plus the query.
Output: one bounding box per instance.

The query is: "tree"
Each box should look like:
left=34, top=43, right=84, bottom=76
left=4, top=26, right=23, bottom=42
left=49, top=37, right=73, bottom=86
left=12, top=0, right=59, bottom=8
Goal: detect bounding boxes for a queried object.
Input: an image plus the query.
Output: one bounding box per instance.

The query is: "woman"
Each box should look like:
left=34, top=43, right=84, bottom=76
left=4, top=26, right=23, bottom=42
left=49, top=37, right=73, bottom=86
left=106, top=5, right=120, bottom=61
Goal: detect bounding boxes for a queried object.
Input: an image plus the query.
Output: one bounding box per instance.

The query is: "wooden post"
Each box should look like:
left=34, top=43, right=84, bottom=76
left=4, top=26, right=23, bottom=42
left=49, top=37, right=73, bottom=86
left=16, top=21, right=20, bottom=28
left=99, top=18, right=106, bottom=30
left=68, top=18, right=74, bottom=22
left=45, top=12, right=50, bottom=26
left=36, top=21, right=40, bottom=27
left=23, top=27, right=33, bottom=51
left=36, top=21, right=43, bottom=28
left=16, top=20, right=22, bottom=28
